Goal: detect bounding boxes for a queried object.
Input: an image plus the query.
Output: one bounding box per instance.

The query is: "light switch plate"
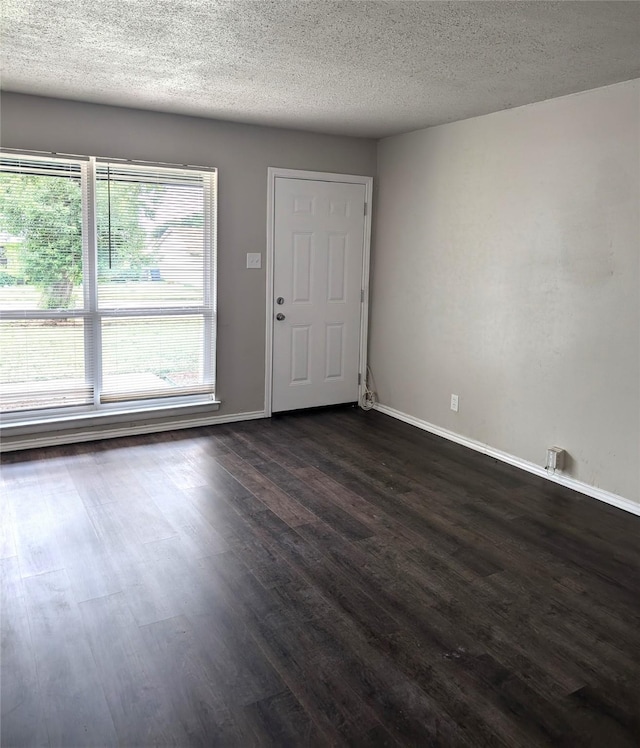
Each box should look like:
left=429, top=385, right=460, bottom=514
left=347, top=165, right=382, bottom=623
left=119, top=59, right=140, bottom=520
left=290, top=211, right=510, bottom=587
left=246, top=253, right=262, bottom=269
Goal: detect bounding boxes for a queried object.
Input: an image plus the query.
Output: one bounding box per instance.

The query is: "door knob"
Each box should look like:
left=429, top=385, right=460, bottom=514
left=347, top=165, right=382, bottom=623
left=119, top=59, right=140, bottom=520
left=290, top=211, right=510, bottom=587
left=276, top=313, right=286, bottom=321
left=276, top=297, right=285, bottom=305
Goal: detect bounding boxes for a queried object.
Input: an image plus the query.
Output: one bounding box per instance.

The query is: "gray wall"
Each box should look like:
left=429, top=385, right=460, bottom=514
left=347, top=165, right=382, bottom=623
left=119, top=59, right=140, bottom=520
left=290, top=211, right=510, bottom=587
left=0, top=93, right=376, bottom=417
left=370, top=79, right=640, bottom=506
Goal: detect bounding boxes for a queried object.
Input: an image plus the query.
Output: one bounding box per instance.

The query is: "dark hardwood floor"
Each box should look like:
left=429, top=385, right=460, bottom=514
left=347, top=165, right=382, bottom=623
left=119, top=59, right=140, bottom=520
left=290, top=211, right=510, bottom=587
left=1, top=407, right=639, bottom=747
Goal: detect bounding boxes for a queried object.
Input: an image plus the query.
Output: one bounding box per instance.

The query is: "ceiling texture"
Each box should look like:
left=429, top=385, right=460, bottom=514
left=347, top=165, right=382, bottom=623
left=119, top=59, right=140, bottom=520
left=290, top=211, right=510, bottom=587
left=2, top=1, right=640, bottom=138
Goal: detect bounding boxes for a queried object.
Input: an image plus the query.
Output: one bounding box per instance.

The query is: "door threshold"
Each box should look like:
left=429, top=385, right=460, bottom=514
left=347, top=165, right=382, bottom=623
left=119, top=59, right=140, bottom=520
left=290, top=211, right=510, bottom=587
left=271, top=402, right=358, bottom=418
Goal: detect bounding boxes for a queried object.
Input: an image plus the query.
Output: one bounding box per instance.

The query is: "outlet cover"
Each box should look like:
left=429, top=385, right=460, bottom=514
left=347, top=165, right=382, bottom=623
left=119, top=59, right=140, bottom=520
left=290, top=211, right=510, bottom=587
left=246, top=253, right=262, bottom=269
left=450, top=394, right=459, bottom=412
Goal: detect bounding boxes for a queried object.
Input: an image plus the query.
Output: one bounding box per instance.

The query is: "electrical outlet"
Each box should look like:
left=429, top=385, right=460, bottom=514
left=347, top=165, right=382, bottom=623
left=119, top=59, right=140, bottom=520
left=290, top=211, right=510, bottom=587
left=450, top=394, right=459, bottom=412
left=246, top=252, right=262, bottom=269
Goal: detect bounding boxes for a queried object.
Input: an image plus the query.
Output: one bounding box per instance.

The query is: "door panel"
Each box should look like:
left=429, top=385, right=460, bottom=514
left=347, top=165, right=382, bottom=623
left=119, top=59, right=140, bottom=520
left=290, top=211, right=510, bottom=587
left=325, top=323, right=344, bottom=379
left=291, top=325, right=311, bottom=383
left=327, top=235, right=347, bottom=301
left=292, top=233, right=312, bottom=302
left=272, top=177, right=366, bottom=412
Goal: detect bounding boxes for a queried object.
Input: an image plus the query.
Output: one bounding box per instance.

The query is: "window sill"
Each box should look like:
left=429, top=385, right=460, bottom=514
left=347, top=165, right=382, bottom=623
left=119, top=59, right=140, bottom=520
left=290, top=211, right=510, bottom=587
left=1, top=399, right=221, bottom=439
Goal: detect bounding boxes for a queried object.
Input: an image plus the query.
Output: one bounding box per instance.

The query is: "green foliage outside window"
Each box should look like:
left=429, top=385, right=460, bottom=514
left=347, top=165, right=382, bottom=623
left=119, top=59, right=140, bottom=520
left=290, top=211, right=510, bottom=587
left=0, top=172, right=156, bottom=309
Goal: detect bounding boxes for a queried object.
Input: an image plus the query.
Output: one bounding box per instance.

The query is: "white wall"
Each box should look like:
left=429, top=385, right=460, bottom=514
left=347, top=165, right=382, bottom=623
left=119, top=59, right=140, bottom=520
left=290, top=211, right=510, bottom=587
left=0, top=93, right=376, bottom=425
left=370, top=80, right=639, bottom=506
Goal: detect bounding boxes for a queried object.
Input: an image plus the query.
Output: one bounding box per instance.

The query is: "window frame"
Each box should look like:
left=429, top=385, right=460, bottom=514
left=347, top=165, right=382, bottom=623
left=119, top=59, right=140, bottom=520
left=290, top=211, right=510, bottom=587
left=0, top=151, right=219, bottom=426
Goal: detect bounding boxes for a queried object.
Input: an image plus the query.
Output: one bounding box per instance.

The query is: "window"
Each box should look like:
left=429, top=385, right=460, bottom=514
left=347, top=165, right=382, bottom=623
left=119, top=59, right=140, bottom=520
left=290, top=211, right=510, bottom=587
left=0, top=152, right=217, bottom=420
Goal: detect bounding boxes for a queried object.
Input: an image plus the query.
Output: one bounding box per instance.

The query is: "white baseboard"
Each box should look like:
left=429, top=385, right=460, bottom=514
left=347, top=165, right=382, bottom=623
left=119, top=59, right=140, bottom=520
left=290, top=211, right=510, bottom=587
left=0, top=410, right=267, bottom=452
left=373, top=403, right=640, bottom=518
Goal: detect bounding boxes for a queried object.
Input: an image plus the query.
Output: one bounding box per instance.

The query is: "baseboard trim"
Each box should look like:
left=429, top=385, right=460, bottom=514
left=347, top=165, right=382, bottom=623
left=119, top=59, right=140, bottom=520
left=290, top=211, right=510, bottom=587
left=0, top=410, right=267, bottom=452
left=373, top=403, right=640, bottom=518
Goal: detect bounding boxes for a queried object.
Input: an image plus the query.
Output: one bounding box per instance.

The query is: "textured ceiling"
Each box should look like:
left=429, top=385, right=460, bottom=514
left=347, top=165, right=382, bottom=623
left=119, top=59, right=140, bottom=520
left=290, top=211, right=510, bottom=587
left=2, top=1, right=640, bottom=138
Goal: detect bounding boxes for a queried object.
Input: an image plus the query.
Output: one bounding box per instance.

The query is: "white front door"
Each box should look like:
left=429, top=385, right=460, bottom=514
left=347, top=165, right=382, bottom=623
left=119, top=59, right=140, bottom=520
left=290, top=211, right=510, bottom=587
left=272, top=176, right=367, bottom=413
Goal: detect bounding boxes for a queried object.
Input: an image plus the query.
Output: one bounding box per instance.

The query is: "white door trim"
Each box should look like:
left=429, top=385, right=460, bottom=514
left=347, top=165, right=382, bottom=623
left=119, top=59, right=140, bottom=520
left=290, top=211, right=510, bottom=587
left=265, top=168, right=373, bottom=417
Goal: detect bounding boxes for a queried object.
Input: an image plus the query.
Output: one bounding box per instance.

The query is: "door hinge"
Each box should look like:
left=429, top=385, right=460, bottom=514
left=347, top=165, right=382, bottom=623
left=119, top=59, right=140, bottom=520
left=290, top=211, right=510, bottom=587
left=360, top=289, right=365, bottom=303
left=364, top=202, right=367, bottom=216
left=358, top=373, right=362, bottom=385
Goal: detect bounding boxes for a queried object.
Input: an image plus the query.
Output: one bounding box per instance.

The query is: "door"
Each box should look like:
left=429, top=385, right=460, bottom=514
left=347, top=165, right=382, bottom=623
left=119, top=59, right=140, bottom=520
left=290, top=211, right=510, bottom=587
left=272, top=176, right=367, bottom=412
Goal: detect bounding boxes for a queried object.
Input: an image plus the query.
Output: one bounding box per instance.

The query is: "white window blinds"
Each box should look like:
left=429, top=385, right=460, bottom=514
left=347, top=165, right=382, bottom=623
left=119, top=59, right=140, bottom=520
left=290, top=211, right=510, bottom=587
left=0, top=153, right=217, bottom=417
left=95, top=162, right=216, bottom=404
left=0, top=154, right=93, bottom=412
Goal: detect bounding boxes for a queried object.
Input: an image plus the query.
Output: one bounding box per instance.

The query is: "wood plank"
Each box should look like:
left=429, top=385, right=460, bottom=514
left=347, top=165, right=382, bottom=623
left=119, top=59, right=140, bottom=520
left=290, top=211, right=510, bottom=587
left=21, top=568, right=118, bottom=747
left=138, top=614, right=260, bottom=745
left=1, top=407, right=639, bottom=746
left=0, top=557, right=49, bottom=747
left=241, top=688, right=327, bottom=747
left=79, top=591, right=191, bottom=746
left=215, top=450, right=317, bottom=528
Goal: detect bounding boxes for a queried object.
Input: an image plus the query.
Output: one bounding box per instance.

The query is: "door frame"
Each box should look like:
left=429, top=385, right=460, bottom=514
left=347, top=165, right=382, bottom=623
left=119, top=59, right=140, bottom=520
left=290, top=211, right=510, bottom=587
left=265, top=167, right=373, bottom=417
